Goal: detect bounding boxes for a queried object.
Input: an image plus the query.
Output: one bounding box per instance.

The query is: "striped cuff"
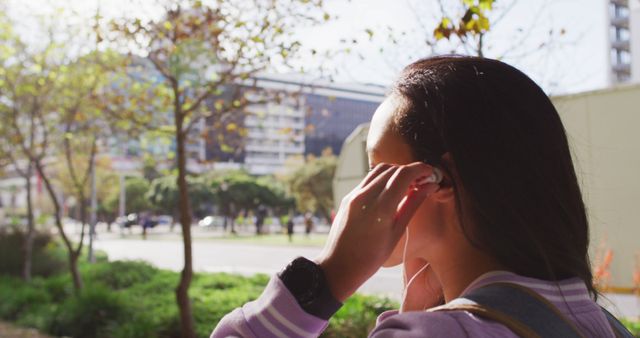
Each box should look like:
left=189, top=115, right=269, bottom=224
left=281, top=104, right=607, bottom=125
left=242, top=276, right=329, bottom=337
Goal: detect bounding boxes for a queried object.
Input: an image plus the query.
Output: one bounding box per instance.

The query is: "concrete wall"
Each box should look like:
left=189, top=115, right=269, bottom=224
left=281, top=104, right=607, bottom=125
left=334, top=84, right=640, bottom=288
left=552, top=84, right=640, bottom=288
left=332, top=124, right=369, bottom=211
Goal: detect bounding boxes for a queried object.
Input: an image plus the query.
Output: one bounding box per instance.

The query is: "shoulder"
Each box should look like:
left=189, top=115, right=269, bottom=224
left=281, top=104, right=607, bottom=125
left=370, top=310, right=517, bottom=338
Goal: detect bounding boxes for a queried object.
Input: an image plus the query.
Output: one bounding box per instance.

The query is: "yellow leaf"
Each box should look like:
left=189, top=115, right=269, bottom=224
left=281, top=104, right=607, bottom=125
left=478, top=16, right=490, bottom=31
left=164, top=21, right=173, bottom=30
left=226, top=123, right=237, bottom=132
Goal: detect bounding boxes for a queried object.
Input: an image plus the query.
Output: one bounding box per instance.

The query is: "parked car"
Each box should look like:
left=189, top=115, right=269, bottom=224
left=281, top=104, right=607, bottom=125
left=156, top=215, right=174, bottom=226
left=116, top=213, right=138, bottom=228
left=198, top=215, right=225, bottom=228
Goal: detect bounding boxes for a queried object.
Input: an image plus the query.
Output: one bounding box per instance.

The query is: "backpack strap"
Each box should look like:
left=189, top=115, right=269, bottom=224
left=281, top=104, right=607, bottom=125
left=428, top=282, right=585, bottom=338
left=600, top=305, right=635, bottom=338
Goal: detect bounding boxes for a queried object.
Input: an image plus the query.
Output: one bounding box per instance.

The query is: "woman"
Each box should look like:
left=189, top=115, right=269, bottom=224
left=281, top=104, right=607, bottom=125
left=212, top=56, right=629, bottom=337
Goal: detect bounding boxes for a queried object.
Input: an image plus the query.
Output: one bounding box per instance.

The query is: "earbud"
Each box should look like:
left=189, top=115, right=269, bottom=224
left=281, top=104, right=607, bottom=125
left=414, top=167, right=443, bottom=186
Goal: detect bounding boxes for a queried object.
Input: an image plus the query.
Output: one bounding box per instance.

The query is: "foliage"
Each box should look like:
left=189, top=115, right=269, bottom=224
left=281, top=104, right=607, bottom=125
left=284, top=151, right=337, bottom=220
left=104, top=176, right=152, bottom=217
left=0, top=258, right=402, bottom=338
left=146, top=174, right=215, bottom=218
left=0, top=6, right=126, bottom=291
left=620, top=318, right=640, bottom=337
left=211, top=170, right=292, bottom=218
left=433, top=0, right=494, bottom=42
left=0, top=228, right=67, bottom=278
left=322, top=294, right=398, bottom=338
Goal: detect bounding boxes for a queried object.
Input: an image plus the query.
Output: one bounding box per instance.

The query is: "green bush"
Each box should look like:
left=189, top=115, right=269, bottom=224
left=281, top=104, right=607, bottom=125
left=322, top=294, right=398, bottom=338
left=621, top=318, right=640, bottom=337
left=82, top=260, right=159, bottom=290
left=0, top=277, right=51, bottom=320
left=0, top=258, right=399, bottom=338
left=0, top=229, right=66, bottom=277
left=49, top=285, right=131, bottom=338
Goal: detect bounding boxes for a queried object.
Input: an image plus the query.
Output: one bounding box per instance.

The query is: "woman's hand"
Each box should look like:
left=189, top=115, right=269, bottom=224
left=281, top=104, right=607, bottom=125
left=314, top=162, right=440, bottom=302
left=401, top=257, right=443, bottom=312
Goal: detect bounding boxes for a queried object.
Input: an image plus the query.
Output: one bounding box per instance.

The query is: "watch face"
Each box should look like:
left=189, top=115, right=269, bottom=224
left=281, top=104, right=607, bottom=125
left=282, top=257, right=321, bottom=304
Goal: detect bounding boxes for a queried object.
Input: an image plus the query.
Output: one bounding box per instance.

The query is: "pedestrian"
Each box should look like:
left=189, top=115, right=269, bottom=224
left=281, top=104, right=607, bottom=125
left=211, top=56, right=633, bottom=337
left=255, top=204, right=267, bottom=235
left=304, top=212, right=313, bottom=236
left=286, top=214, right=294, bottom=243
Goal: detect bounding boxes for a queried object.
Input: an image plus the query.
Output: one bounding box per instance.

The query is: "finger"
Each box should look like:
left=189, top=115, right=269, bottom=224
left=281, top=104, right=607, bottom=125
left=392, top=183, right=439, bottom=239
left=359, top=165, right=399, bottom=198
left=380, top=162, right=435, bottom=206
left=357, top=163, right=393, bottom=189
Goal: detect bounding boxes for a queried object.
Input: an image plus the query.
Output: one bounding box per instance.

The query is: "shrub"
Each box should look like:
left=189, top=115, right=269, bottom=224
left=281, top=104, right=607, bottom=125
left=83, top=260, right=159, bottom=290
left=621, top=318, right=640, bottom=337
left=322, top=294, right=398, bottom=338
left=49, top=285, right=130, bottom=338
left=0, top=277, right=51, bottom=320
left=0, top=259, right=399, bottom=338
left=0, top=229, right=66, bottom=278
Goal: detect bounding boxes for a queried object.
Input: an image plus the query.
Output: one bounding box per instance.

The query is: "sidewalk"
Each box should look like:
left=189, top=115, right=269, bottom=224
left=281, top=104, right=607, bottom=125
left=64, top=220, right=329, bottom=243
left=0, top=322, right=51, bottom=338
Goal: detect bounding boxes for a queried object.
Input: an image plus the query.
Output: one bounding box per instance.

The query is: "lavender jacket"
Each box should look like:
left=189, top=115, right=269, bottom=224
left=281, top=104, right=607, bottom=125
left=211, top=270, right=616, bottom=337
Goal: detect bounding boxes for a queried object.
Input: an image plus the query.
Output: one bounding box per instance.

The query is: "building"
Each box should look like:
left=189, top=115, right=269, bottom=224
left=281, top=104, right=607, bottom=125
left=204, top=74, right=385, bottom=175
left=631, top=0, right=640, bottom=81
left=608, top=0, right=639, bottom=83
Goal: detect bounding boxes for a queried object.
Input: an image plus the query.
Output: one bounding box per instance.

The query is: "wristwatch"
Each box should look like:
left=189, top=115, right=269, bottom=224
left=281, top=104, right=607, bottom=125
left=278, top=257, right=342, bottom=320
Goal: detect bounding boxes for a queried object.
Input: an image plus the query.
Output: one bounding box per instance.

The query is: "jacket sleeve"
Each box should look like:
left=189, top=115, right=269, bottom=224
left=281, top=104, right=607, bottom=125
left=368, top=311, right=467, bottom=338
left=211, top=275, right=330, bottom=338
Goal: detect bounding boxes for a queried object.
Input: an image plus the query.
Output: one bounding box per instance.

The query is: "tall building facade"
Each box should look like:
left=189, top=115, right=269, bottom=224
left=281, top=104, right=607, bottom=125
left=203, top=75, right=385, bottom=175
left=609, top=0, right=634, bottom=83
left=631, top=0, right=640, bottom=82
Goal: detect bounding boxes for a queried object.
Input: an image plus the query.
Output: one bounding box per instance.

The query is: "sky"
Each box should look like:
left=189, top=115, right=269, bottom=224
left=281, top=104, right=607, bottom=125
left=5, top=0, right=614, bottom=95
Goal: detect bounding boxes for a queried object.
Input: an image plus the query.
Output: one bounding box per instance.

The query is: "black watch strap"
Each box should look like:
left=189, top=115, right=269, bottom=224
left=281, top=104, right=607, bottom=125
left=278, top=257, right=342, bottom=320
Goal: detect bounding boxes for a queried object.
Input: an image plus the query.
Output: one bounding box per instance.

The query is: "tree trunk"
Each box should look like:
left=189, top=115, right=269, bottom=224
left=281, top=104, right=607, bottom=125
left=69, top=252, right=83, bottom=290
left=174, top=94, right=195, bottom=338
left=22, top=163, right=35, bottom=282
left=34, top=160, right=83, bottom=291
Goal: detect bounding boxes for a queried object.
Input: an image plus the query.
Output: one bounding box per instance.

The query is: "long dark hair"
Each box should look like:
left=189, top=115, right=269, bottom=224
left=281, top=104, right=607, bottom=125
left=391, top=56, right=596, bottom=298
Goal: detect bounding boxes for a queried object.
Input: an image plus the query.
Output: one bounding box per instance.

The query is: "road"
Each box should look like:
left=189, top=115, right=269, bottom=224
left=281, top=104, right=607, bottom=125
left=92, top=235, right=639, bottom=319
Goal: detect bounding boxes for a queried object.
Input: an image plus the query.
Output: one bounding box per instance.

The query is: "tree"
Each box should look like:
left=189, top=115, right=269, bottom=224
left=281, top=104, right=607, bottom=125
left=104, top=176, right=152, bottom=216
left=284, top=150, right=337, bottom=222
left=146, top=174, right=215, bottom=221
left=0, top=7, right=117, bottom=290
left=103, top=1, right=330, bottom=335
left=334, top=0, right=572, bottom=92
left=209, top=170, right=291, bottom=233
left=0, top=11, right=56, bottom=284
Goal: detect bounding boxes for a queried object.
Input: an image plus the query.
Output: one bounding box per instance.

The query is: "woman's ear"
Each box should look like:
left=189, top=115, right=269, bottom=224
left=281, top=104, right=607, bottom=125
left=431, top=153, right=456, bottom=203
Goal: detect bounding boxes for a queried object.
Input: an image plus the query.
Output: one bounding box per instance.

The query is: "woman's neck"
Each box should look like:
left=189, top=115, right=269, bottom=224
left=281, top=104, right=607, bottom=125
left=430, top=248, right=505, bottom=303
